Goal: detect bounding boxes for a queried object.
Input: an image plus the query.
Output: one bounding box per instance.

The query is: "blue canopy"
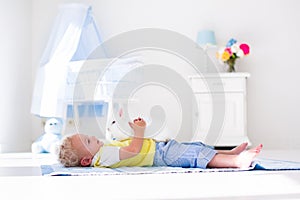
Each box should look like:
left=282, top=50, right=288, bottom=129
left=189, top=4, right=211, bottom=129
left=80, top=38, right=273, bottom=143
left=31, top=3, right=103, bottom=118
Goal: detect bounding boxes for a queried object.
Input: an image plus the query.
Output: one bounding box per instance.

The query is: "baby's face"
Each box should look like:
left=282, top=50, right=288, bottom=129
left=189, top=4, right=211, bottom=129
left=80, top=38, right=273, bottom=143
left=71, top=134, right=103, bottom=159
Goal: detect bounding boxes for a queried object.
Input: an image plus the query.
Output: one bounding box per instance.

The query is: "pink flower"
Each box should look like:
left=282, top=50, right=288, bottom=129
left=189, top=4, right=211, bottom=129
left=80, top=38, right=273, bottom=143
left=224, top=47, right=232, bottom=56
left=239, top=43, right=250, bottom=55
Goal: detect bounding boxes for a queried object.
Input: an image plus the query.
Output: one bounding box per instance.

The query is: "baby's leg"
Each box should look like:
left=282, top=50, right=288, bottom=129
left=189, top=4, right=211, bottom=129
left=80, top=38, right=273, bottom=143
left=217, top=142, right=248, bottom=155
left=207, top=144, right=263, bottom=168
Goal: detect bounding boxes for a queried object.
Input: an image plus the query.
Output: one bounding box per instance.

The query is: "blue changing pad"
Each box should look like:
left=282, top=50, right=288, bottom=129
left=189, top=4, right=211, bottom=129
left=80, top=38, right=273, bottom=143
left=253, top=158, right=300, bottom=170
left=41, top=158, right=300, bottom=176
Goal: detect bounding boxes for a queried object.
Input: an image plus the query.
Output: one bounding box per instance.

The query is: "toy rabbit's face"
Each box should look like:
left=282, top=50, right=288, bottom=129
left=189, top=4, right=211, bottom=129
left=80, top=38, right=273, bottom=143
left=45, top=118, right=62, bottom=134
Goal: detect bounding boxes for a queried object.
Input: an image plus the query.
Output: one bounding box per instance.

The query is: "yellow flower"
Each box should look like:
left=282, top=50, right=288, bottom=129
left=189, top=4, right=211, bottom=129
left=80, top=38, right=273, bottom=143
left=221, top=51, right=230, bottom=61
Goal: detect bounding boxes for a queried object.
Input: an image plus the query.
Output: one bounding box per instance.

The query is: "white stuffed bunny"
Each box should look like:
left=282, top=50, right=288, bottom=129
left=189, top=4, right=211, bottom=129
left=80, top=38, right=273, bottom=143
left=31, top=118, right=63, bottom=154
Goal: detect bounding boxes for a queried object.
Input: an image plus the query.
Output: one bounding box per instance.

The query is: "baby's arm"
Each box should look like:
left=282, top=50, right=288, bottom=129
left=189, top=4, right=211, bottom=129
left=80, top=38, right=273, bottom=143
left=119, top=118, right=146, bottom=160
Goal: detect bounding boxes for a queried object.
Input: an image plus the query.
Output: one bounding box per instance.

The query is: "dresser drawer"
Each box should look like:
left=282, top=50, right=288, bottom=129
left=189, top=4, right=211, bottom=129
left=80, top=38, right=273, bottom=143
left=190, top=77, right=246, bottom=93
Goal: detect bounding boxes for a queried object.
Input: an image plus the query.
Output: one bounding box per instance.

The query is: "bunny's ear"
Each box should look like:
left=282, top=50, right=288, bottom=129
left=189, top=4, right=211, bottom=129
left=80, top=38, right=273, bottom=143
left=128, top=122, right=134, bottom=129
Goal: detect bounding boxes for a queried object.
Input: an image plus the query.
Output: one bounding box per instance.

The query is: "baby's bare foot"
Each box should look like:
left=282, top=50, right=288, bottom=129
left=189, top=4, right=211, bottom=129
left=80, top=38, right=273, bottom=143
left=231, top=142, right=248, bottom=155
left=235, top=144, right=263, bottom=168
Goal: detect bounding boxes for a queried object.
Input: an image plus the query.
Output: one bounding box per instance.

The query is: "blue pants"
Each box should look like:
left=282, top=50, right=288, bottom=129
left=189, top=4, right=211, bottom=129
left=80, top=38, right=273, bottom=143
left=153, top=140, right=217, bottom=169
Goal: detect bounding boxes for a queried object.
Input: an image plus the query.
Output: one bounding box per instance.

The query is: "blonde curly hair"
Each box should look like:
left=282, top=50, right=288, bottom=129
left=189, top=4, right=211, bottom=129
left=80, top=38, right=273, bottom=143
left=58, top=135, right=81, bottom=167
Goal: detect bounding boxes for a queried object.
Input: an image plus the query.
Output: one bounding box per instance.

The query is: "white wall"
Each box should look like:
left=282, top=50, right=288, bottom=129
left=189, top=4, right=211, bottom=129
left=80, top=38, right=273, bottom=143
left=24, top=0, right=300, bottom=151
left=0, top=0, right=33, bottom=152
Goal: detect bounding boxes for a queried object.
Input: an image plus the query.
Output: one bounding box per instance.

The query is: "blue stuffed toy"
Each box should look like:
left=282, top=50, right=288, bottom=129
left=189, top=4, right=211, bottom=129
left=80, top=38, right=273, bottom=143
left=31, top=118, right=63, bottom=154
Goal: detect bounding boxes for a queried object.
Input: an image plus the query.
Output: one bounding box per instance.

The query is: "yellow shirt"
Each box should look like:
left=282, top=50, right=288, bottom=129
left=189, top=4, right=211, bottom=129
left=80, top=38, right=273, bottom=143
left=93, top=138, right=156, bottom=168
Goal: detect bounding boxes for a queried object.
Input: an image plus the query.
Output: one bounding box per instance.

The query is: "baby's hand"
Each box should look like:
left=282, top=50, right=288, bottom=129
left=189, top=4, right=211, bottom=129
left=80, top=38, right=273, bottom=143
left=133, top=117, right=146, bottom=127
left=128, top=117, right=146, bottom=133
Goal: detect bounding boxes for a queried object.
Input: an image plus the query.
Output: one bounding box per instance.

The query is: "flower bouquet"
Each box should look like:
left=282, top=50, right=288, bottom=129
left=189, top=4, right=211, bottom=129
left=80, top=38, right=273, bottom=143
left=216, top=38, right=250, bottom=72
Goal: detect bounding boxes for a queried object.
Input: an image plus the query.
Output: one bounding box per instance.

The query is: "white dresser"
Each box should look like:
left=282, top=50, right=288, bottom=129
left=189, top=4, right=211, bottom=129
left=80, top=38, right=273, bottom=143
left=189, top=73, right=251, bottom=147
